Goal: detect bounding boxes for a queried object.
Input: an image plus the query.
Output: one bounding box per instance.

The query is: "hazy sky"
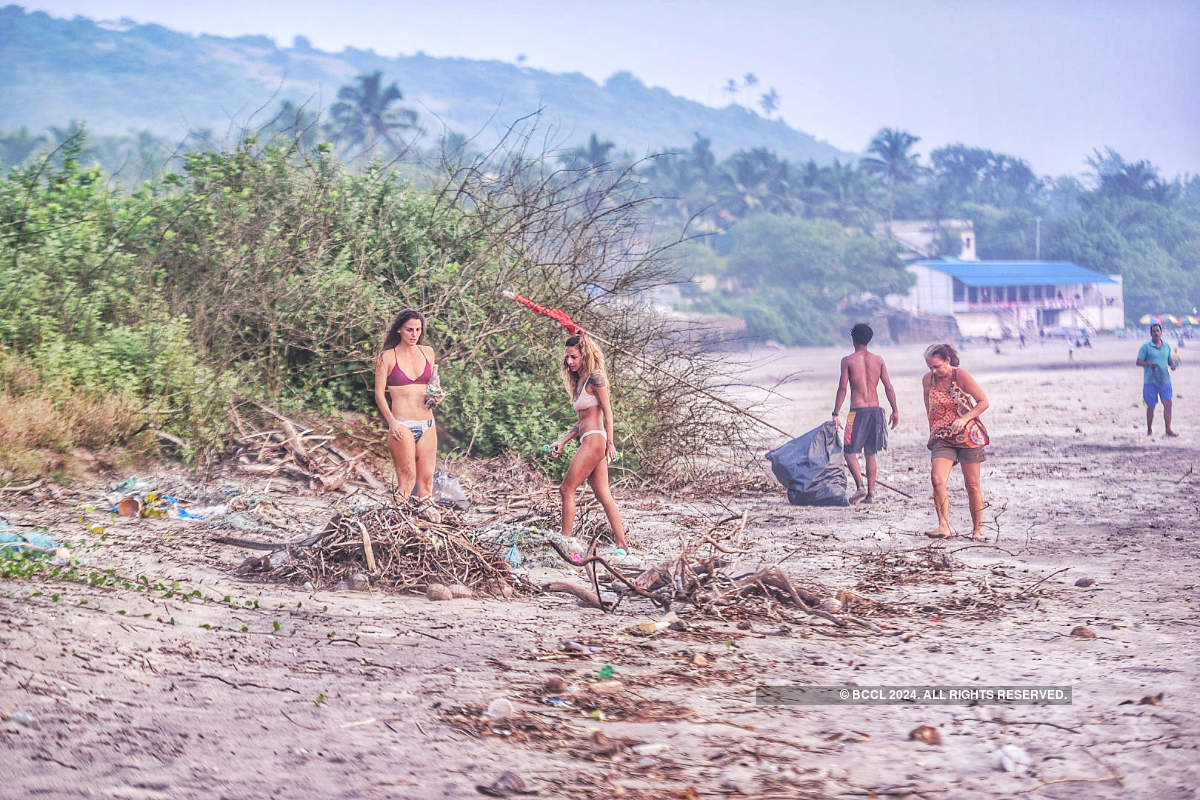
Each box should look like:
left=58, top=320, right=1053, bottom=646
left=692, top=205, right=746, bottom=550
left=26, top=0, right=1200, bottom=177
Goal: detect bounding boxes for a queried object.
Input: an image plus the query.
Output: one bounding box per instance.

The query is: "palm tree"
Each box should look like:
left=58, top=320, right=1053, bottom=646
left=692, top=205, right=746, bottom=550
left=862, top=128, right=922, bottom=225
left=261, top=100, right=322, bottom=149
left=330, top=71, right=419, bottom=160
left=714, top=148, right=795, bottom=217
left=822, top=160, right=872, bottom=228
left=723, top=78, right=739, bottom=105
left=758, top=88, right=780, bottom=118
left=742, top=73, right=758, bottom=107
left=560, top=133, right=615, bottom=172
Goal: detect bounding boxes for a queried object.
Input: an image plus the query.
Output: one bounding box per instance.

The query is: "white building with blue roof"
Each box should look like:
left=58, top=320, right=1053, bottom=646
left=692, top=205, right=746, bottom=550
left=888, top=257, right=1124, bottom=338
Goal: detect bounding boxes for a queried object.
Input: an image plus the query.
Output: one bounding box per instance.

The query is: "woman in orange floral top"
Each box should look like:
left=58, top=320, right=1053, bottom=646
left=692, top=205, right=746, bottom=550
left=922, top=343, right=989, bottom=539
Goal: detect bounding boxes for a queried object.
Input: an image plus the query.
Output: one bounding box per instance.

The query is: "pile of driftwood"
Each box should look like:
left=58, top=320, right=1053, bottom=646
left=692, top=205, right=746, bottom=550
left=230, top=401, right=388, bottom=494
left=259, top=504, right=528, bottom=597
left=546, top=514, right=883, bottom=632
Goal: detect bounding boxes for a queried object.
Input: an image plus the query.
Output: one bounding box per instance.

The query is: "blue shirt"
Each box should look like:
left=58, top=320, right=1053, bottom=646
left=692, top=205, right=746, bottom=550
left=1138, top=341, right=1173, bottom=386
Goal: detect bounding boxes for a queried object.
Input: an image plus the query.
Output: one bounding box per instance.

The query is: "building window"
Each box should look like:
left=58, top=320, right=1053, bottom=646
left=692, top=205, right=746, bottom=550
left=969, top=287, right=978, bottom=303
left=953, top=279, right=965, bottom=301
left=1033, top=285, right=1043, bottom=300
left=1020, top=285, right=1031, bottom=301
left=965, top=236, right=972, bottom=250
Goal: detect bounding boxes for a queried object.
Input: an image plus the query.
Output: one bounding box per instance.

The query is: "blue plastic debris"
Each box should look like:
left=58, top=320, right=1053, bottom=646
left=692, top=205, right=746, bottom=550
left=0, top=523, right=60, bottom=554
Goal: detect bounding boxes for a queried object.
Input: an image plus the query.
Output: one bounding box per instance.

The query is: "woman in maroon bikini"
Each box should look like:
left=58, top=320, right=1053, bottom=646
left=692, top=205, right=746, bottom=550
left=373, top=309, right=443, bottom=521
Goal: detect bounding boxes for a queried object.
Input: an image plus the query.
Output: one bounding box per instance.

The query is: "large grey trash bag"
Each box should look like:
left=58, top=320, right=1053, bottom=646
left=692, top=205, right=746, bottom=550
left=765, top=420, right=849, bottom=506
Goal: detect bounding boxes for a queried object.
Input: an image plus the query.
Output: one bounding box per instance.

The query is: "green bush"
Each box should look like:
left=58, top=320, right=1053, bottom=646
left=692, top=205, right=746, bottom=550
left=1, top=131, right=721, bottom=476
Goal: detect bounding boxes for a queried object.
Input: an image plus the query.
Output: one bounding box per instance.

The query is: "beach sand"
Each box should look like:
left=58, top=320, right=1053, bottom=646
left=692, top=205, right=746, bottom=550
left=1, top=335, right=1197, bottom=798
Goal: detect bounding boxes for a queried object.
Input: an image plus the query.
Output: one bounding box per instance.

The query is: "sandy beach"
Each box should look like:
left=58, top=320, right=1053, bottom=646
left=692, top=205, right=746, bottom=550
left=1, top=335, right=1197, bottom=799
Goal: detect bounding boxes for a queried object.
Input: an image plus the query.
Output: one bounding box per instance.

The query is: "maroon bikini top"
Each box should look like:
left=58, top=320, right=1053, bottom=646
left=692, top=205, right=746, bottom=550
left=386, top=348, right=432, bottom=387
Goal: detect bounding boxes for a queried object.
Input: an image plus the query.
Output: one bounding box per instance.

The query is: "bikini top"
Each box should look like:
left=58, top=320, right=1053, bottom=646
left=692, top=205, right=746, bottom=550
left=386, top=347, right=432, bottom=387
left=573, top=376, right=602, bottom=411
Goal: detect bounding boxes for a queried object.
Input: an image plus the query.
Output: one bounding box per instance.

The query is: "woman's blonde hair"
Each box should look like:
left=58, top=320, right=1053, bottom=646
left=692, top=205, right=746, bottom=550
left=561, top=333, right=608, bottom=399
left=924, top=342, right=960, bottom=366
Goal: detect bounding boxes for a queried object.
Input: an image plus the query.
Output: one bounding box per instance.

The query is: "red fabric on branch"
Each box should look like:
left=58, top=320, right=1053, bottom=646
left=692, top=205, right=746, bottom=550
left=510, top=293, right=586, bottom=335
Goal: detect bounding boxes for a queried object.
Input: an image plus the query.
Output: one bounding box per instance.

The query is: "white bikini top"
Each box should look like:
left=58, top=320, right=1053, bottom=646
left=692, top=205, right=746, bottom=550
left=573, top=383, right=600, bottom=411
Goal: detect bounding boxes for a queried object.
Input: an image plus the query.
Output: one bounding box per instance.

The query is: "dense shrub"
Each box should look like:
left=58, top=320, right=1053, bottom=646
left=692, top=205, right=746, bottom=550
left=0, top=131, right=737, bottom=476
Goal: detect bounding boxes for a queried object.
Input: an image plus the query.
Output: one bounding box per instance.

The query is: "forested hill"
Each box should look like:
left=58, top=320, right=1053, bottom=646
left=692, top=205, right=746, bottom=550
left=0, top=5, right=850, bottom=163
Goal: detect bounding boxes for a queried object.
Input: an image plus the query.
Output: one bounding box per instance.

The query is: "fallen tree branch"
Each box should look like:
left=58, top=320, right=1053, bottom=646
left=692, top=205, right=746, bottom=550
left=1018, top=566, right=1070, bottom=598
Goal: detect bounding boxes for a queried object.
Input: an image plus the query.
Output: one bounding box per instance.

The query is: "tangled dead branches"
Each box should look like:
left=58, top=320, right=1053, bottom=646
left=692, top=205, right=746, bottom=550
left=267, top=504, right=532, bottom=596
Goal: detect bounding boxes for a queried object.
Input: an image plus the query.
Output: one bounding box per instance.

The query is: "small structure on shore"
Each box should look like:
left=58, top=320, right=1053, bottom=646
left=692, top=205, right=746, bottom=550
left=879, top=220, right=1125, bottom=338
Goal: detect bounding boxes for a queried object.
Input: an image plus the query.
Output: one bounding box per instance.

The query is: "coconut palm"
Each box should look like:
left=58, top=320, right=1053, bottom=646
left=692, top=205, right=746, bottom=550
left=758, top=88, right=781, bottom=118
left=862, top=128, right=922, bottom=225
left=262, top=100, right=322, bottom=149
left=560, top=133, right=615, bottom=172
left=330, top=71, right=419, bottom=160
left=821, top=160, right=873, bottom=228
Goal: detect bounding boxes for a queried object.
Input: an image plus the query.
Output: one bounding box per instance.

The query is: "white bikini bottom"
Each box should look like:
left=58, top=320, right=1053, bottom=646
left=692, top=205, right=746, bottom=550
left=579, top=429, right=607, bottom=443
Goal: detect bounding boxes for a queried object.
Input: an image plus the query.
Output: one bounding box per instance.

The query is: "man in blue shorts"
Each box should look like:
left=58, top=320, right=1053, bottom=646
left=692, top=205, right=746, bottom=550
left=1136, top=322, right=1179, bottom=437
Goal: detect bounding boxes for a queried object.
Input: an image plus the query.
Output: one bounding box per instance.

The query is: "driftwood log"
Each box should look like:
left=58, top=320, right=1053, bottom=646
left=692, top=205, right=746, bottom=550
left=229, top=400, right=388, bottom=494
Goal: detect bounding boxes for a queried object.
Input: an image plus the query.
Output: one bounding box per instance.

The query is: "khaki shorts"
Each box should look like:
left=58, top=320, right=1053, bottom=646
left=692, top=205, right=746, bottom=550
left=930, top=444, right=987, bottom=465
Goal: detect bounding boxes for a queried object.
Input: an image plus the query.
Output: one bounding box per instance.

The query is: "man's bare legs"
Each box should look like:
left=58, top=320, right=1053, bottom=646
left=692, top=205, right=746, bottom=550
left=864, top=453, right=878, bottom=502
left=926, top=457, right=955, bottom=537
left=845, top=453, right=867, bottom=504
left=962, top=461, right=984, bottom=539
left=1163, top=399, right=1178, bottom=437
left=1146, top=404, right=1155, bottom=436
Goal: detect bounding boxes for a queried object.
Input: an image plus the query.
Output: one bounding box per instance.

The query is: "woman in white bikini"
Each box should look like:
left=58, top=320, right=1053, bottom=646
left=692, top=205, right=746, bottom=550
left=547, top=333, right=628, bottom=550
left=373, top=309, right=443, bottom=522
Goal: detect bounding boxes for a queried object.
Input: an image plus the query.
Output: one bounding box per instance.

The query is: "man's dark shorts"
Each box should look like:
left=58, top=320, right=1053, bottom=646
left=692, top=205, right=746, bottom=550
left=845, top=407, right=887, bottom=455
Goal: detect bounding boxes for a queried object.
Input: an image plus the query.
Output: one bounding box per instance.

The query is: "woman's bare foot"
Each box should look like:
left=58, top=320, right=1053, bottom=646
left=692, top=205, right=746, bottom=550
left=849, top=488, right=868, bottom=505
left=415, top=496, right=442, bottom=524
left=971, top=529, right=983, bottom=540
left=925, top=528, right=953, bottom=538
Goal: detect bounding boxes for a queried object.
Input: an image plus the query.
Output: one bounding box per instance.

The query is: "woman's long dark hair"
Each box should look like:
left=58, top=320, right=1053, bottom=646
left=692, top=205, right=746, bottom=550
left=381, top=309, right=426, bottom=351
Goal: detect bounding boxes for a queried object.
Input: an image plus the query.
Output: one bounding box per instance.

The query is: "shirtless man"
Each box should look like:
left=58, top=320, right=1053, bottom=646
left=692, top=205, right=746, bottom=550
left=832, top=323, right=900, bottom=504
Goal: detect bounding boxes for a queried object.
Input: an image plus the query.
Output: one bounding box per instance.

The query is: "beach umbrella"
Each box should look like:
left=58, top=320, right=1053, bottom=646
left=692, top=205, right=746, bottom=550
left=1138, top=314, right=1155, bottom=324
left=1186, top=316, right=1200, bottom=325
left=1166, top=315, right=1181, bottom=325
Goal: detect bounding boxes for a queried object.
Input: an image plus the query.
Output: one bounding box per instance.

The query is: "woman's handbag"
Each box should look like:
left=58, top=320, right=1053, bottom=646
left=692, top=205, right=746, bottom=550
left=933, top=371, right=989, bottom=447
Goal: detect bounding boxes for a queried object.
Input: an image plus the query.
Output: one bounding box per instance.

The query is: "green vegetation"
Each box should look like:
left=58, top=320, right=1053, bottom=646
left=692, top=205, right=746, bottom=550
left=0, top=117, right=724, bottom=476
left=1, top=7, right=1197, bottom=475
left=682, top=216, right=912, bottom=345
left=630, top=135, right=1199, bottom=338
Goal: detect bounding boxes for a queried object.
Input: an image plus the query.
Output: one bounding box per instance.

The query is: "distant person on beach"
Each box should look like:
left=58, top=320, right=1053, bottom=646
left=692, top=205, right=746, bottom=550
left=373, top=309, right=445, bottom=521
left=832, top=323, right=899, bottom=504
left=547, top=333, right=628, bottom=551
left=923, top=343, right=989, bottom=539
left=1136, top=322, right=1179, bottom=437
